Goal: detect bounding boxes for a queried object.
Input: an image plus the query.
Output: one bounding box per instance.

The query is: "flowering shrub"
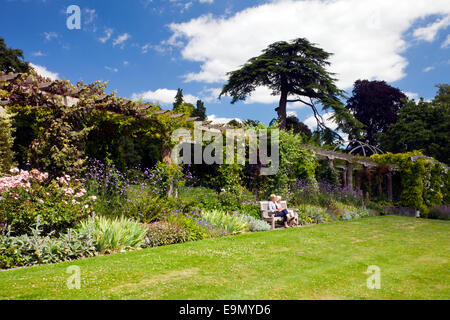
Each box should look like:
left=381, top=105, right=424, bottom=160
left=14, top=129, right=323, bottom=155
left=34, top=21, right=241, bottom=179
left=142, top=221, right=189, bottom=248
left=297, top=204, right=330, bottom=224
left=83, top=159, right=187, bottom=218
left=163, top=213, right=208, bottom=242
left=0, top=168, right=95, bottom=236
left=290, top=179, right=365, bottom=208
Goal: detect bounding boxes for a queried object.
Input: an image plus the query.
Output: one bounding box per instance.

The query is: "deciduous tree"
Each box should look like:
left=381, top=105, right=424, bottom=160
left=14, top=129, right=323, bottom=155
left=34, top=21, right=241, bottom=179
left=345, top=80, right=406, bottom=146
left=0, top=38, right=30, bottom=73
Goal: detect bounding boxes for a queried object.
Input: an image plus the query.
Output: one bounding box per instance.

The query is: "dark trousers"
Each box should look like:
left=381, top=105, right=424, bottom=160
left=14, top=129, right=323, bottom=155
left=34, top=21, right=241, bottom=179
left=275, top=209, right=289, bottom=222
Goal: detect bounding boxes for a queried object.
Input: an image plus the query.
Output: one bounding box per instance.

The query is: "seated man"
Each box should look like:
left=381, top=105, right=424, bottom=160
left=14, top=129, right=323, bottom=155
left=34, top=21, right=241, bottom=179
left=269, top=194, right=290, bottom=228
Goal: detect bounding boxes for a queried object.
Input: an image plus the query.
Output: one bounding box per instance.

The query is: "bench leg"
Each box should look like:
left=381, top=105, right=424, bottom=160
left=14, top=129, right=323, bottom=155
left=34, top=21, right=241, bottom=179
left=271, top=219, right=275, bottom=230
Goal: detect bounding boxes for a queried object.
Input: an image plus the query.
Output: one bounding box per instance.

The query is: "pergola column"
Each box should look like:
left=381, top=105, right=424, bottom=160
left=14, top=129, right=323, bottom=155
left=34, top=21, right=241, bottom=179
left=387, top=171, right=393, bottom=203
left=328, top=158, right=335, bottom=169
left=346, top=162, right=354, bottom=191
left=342, top=167, right=347, bottom=188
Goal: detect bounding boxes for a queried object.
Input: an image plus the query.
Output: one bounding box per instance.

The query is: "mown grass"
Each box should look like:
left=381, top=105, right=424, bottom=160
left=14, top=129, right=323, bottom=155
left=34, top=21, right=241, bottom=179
left=0, top=216, right=449, bottom=300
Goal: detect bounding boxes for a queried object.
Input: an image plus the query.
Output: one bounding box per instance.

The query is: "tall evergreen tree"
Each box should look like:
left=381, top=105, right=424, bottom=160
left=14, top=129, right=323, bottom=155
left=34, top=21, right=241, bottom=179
left=192, top=99, right=207, bottom=121
left=173, top=88, right=184, bottom=111
left=220, top=38, right=360, bottom=134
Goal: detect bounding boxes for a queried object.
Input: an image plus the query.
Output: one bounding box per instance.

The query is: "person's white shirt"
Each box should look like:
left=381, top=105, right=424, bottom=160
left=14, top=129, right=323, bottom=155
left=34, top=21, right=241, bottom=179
left=268, top=201, right=279, bottom=211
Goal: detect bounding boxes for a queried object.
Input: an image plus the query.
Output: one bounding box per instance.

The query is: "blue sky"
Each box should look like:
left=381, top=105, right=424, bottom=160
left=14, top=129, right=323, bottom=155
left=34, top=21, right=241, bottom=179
left=1, top=0, right=449, bottom=128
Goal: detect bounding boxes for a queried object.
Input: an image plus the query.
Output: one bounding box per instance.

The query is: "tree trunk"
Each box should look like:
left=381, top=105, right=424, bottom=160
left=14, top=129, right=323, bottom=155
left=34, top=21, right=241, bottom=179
left=277, top=89, right=288, bottom=129
left=162, top=144, right=175, bottom=198
left=162, top=144, right=173, bottom=165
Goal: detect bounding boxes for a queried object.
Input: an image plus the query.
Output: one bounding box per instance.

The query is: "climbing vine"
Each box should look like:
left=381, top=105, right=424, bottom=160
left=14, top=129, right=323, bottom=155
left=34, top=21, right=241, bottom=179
left=371, top=151, right=448, bottom=215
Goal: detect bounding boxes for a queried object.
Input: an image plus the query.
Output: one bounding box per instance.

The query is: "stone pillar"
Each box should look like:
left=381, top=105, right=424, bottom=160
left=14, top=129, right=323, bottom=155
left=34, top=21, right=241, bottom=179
left=328, top=158, right=334, bottom=169
left=346, top=162, right=354, bottom=191
left=356, top=170, right=361, bottom=192
left=342, top=168, right=347, bottom=188
left=387, top=171, right=393, bottom=203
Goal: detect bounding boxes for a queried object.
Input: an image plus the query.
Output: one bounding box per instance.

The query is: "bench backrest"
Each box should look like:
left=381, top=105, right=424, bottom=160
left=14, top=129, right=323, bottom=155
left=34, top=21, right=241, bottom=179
left=259, top=201, right=288, bottom=219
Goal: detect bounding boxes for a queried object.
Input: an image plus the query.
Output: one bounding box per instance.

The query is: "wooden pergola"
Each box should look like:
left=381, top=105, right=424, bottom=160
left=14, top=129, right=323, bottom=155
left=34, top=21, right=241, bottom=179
left=300, top=144, right=397, bottom=202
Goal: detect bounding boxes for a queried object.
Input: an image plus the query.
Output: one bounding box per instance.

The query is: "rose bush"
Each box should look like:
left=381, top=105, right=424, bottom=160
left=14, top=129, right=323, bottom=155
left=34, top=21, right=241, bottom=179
left=0, top=168, right=95, bottom=236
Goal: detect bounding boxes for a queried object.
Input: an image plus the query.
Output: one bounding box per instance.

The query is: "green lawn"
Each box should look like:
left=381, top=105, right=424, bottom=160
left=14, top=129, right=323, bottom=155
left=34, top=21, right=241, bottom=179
left=1, top=216, right=449, bottom=300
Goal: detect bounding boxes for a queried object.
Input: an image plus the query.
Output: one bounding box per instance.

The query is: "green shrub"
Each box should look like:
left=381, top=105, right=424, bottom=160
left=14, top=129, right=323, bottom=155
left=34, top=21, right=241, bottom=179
left=340, top=211, right=360, bottom=221
left=78, top=216, right=147, bottom=253
left=240, top=202, right=261, bottom=219
left=241, top=214, right=271, bottom=232
left=297, top=204, right=330, bottom=224
left=428, top=208, right=450, bottom=221
left=0, top=218, right=97, bottom=269
left=0, top=247, right=25, bottom=269
left=142, top=221, right=189, bottom=248
left=123, top=196, right=169, bottom=223
left=201, top=210, right=249, bottom=235
left=163, top=213, right=208, bottom=242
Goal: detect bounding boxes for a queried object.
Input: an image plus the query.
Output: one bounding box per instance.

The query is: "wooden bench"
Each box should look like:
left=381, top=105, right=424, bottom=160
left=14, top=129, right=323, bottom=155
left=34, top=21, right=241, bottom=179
left=260, top=201, right=299, bottom=229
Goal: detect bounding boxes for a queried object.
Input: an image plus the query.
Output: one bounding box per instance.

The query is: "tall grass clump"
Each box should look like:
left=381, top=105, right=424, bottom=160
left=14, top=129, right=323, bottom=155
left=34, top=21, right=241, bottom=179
left=201, top=210, right=249, bottom=235
left=79, top=216, right=147, bottom=253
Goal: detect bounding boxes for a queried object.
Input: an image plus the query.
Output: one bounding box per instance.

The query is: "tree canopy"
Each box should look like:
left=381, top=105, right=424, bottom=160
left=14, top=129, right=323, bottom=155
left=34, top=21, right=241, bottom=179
left=220, top=38, right=360, bottom=135
left=286, top=115, right=312, bottom=138
left=0, top=38, right=30, bottom=73
left=378, top=84, right=449, bottom=165
left=345, top=79, right=406, bottom=147
left=192, top=100, right=207, bottom=121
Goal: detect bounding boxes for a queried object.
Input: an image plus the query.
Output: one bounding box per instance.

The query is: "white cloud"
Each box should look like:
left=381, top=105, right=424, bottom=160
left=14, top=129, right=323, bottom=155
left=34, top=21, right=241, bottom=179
left=304, top=112, right=337, bottom=131
left=84, top=8, right=97, bottom=26
left=31, top=51, right=46, bottom=57
left=207, top=114, right=242, bottom=125
left=99, top=28, right=114, bottom=43
left=166, top=0, right=450, bottom=90
left=413, top=15, right=450, bottom=42
left=30, top=63, right=59, bottom=80
left=104, top=66, right=119, bottom=73
left=43, top=32, right=58, bottom=41
left=287, top=111, right=298, bottom=118
left=132, top=88, right=199, bottom=106
left=200, top=87, right=222, bottom=103
left=404, top=91, right=419, bottom=100
left=422, top=66, right=434, bottom=72
left=199, top=0, right=213, bottom=3
left=113, top=33, right=131, bottom=47
left=441, top=34, right=450, bottom=48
